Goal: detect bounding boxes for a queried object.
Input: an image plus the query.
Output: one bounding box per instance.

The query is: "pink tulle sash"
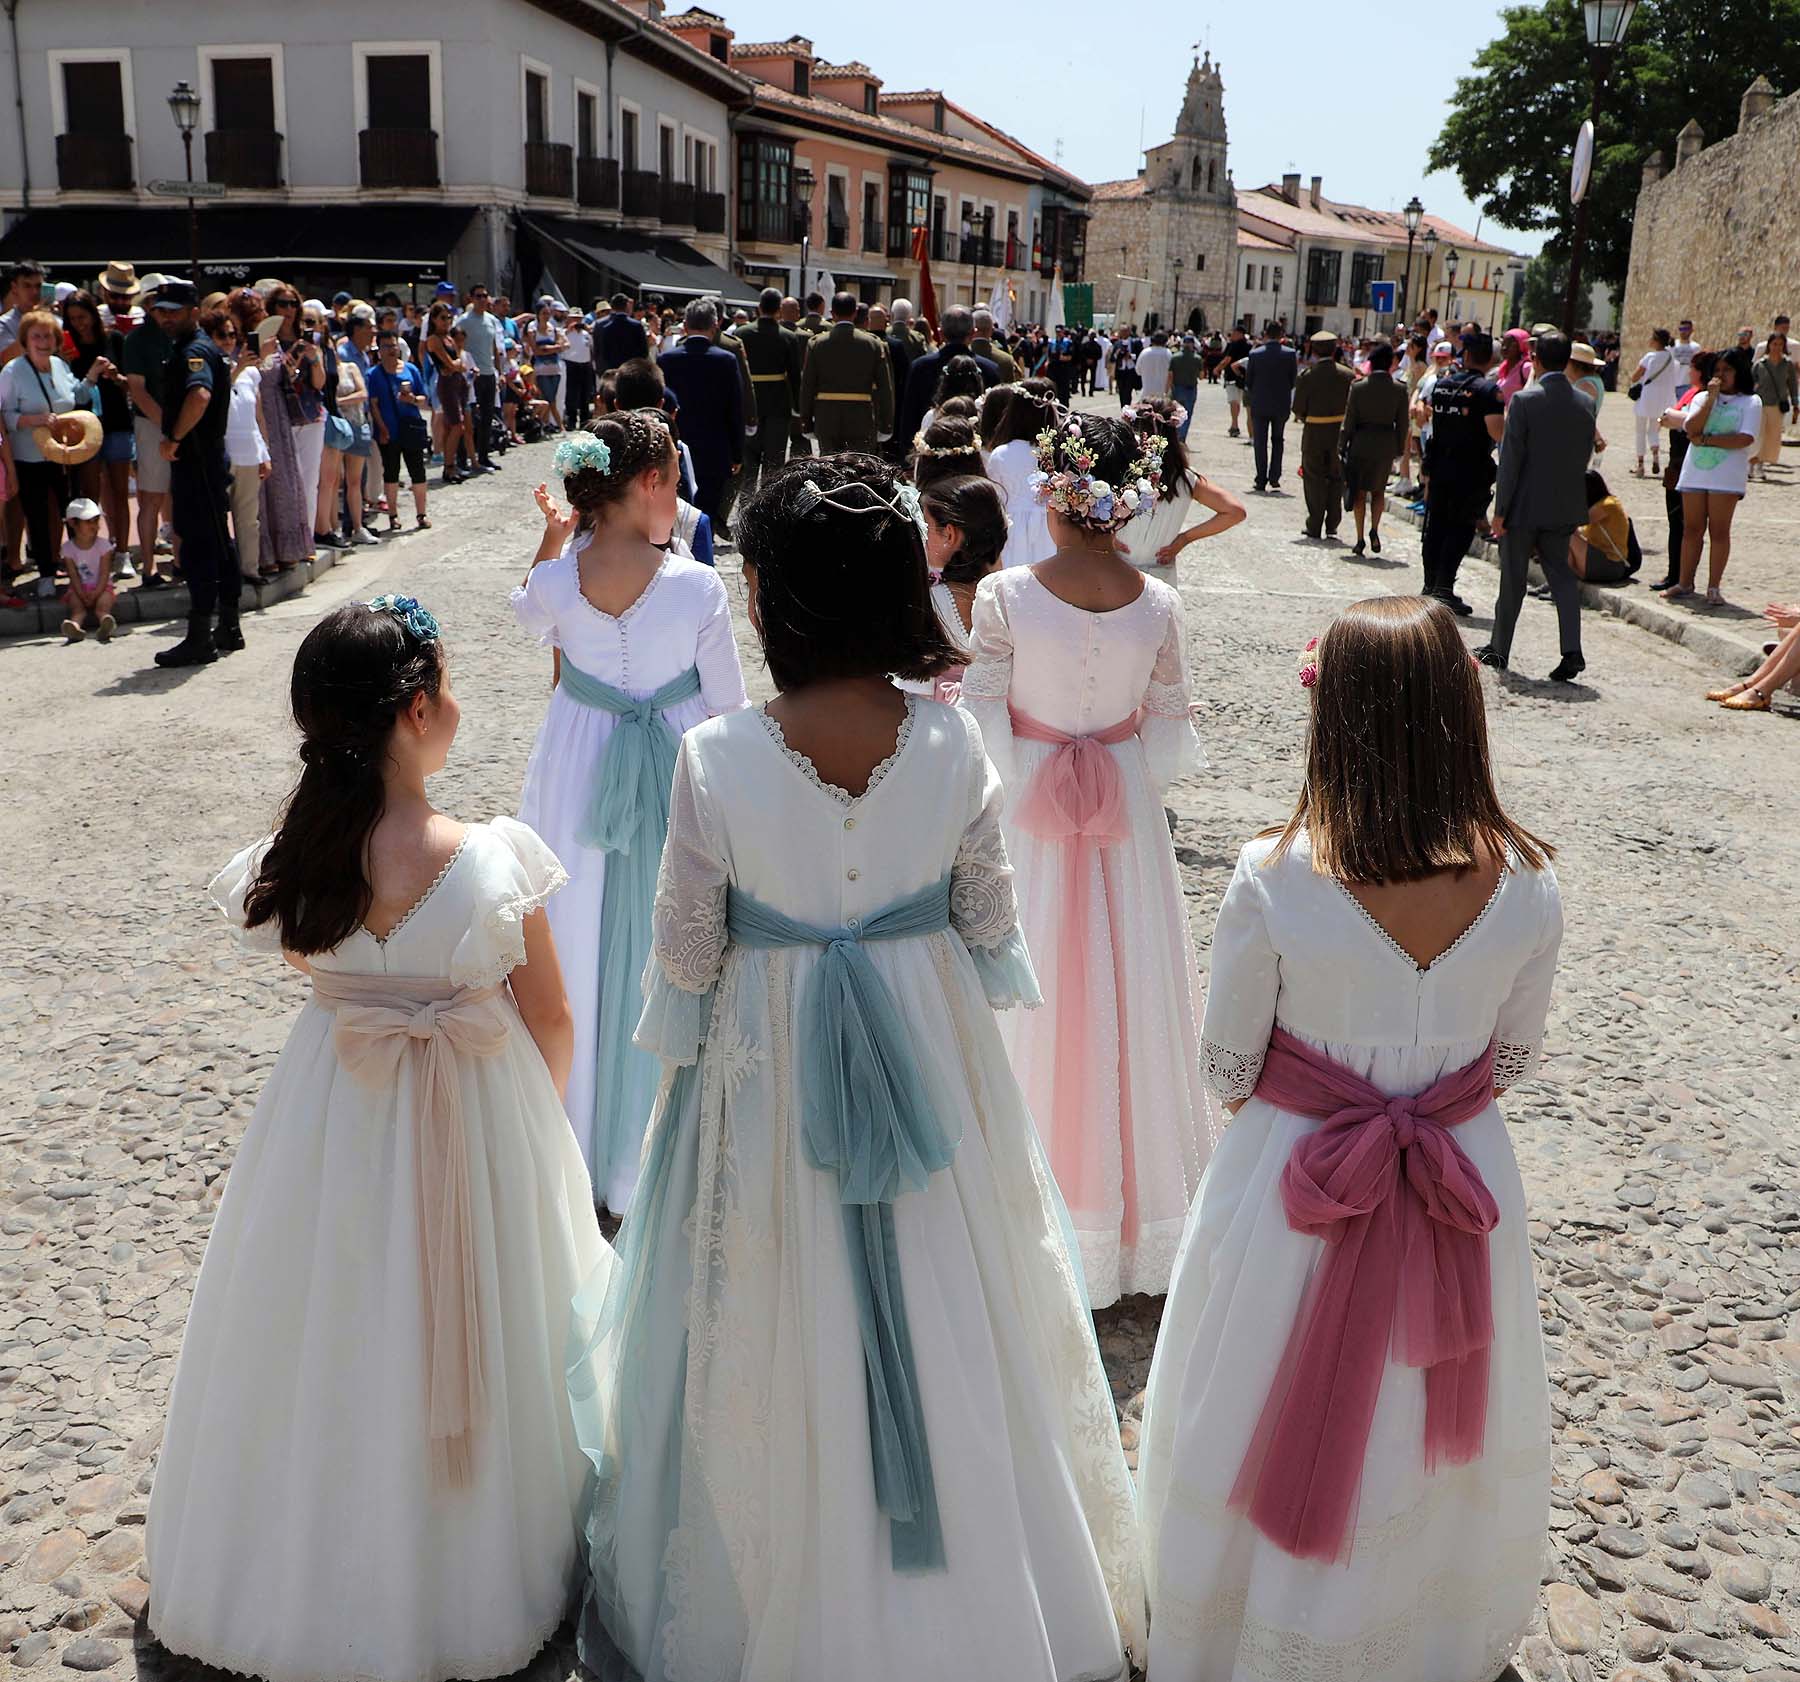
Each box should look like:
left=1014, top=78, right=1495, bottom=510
left=1009, top=706, right=1140, bottom=845
left=1231, top=1027, right=1501, bottom=1562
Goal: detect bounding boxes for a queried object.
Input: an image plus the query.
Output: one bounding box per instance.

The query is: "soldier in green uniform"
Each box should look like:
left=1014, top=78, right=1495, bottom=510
left=740, top=286, right=804, bottom=494
left=799, top=291, right=827, bottom=339
left=799, top=291, right=895, bottom=454
left=970, top=307, right=1018, bottom=381
left=1293, top=328, right=1355, bottom=541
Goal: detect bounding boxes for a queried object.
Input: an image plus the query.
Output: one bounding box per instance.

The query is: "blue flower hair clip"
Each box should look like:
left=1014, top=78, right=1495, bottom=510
left=553, top=431, right=613, bottom=478
left=366, top=594, right=441, bottom=642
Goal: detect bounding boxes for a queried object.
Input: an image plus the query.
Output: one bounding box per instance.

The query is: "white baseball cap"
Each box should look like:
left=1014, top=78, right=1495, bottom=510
left=65, top=497, right=103, bottom=522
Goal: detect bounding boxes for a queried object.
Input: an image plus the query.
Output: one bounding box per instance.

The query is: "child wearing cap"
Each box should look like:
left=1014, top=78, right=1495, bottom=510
left=60, top=498, right=115, bottom=641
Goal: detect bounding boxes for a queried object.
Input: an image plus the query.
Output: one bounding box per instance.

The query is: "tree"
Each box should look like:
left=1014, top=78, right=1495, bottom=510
left=1428, top=0, right=1800, bottom=295
left=1520, top=252, right=1569, bottom=328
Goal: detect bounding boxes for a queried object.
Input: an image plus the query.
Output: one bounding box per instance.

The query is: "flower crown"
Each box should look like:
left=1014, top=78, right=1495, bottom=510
left=912, top=431, right=983, bottom=459
left=792, top=475, right=928, bottom=545
left=367, top=594, right=440, bottom=642
left=1029, top=419, right=1161, bottom=531
left=1123, top=398, right=1189, bottom=432
left=1297, top=635, right=1320, bottom=689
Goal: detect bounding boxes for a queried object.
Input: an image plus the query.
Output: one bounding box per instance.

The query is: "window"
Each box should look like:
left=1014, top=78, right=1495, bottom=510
left=792, top=60, right=810, bottom=98
left=1207, top=159, right=1216, bottom=192
left=1304, top=247, right=1341, bottom=307
left=826, top=172, right=848, bottom=247
left=524, top=68, right=549, bottom=145
left=1245, top=263, right=1254, bottom=290
left=686, top=137, right=716, bottom=192
left=1273, top=267, right=1282, bottom=296
left=1260, top=265, right=1268, bottom=290
left=63, top=60, right=126, bottom=135
left=576, top=89, right=598, bottom=158
left=887, top=166, right=930, bottom=255
left=1196, top=252, right=1205, bottom=271
left=1349, top=251, right=1384, bottom=308
left=864, top=84, right=878, bottom=116
left=367, top=54, right=431, bottom=129
left=708, top=32, right=728, bottom=62
left=658, top=121, right=676, bottom=180
left=620, top=106, right=639, bottom=167
left=863, top=179, right=881, bottom=242
left=737, top=133, right=793, bottom=242
left=211, top=58, right=274, bottom=131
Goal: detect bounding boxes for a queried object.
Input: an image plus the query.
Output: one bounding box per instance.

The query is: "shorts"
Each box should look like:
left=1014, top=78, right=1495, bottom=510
left=345, top=424, right=374, bottom=459
left=99, top=429, right=135, bottom=464
left=379, top=436, right=428, bottom=485
left=133, top=416, right=170, bottom=493
left=437, top=370, right=467, bottom=423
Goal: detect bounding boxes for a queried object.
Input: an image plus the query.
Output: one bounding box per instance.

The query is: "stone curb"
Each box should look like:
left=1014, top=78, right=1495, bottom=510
left=1389, top=504, right=1769, bottom=676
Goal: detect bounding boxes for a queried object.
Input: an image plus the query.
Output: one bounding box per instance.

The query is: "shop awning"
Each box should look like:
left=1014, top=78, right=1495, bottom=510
left=0, top=204, right=478, bottom=281
left=522, top=215, right=755, bottom=306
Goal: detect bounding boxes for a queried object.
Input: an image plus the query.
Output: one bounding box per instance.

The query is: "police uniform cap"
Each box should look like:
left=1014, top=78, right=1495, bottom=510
left=1309, top=330, right=1338, bottom=347
left=151, top=278, right=198, bottom=309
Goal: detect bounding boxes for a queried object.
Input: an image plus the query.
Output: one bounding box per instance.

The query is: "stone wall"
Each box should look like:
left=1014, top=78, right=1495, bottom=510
left=1087, top=190, right=1237, bottom=331
left=1621, top=83, right=1797, bottom=353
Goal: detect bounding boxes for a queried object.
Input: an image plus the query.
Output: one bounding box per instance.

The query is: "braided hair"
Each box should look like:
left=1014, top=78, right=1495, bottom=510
left=562, top=409, right=677, bottom=532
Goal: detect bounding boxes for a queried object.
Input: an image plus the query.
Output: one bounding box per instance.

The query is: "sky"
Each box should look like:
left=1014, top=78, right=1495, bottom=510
left=711, top=0, right=1546, bottom=257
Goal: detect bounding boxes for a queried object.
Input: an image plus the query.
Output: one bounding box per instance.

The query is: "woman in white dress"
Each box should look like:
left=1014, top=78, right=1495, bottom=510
left=962, top=411, right=1216, bottom=1306
left=514, top=418, right=748, bottom=1210
left=148, top=597, right=612, bottom=1682
left=1118, top=396, right=1246, bottom=571
left=567, top=453, right=1145, bottom=1682
left=1629, top=326, right=1681, bottom=477
left=1138, top=595, right=1562, bottom=1682
left=980, top=378, right=1060, bottom=567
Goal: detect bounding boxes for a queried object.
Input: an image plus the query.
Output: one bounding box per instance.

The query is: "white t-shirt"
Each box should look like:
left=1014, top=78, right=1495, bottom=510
left=1674, top=390, right=1763, bottom=495
left=562, top=325, right=593, bottom=366
left=1427, top=323, right=1447, bottom=349
left=1670, top=337, right=1698, bottom=372
left=226, top=365, right=270, bottom=468
left=1136, top=345, right=1172, bottom=396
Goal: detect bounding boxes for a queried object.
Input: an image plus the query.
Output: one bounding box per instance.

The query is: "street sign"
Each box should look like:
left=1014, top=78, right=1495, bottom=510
left=147, top=179, right=227, bottom=199
left=1570, top=120, right=1594, bottom=205
left=1369, top=280, right=1397, bottom=315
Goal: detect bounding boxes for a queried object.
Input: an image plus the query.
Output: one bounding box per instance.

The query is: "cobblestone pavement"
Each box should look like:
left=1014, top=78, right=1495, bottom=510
left=2, top=392, right=1798, bottom=1682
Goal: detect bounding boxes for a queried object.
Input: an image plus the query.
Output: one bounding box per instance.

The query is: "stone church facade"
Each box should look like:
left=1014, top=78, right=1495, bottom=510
left=1087, top=55, right=1238, bottom=332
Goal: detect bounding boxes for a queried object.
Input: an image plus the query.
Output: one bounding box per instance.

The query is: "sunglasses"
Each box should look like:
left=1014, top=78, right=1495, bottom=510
left=274, top=298, right=300, bottom=309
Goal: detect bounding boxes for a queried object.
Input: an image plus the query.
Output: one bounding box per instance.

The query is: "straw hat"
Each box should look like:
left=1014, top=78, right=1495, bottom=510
left=98, top=260, right=140, bottom=298
left=1569, top=342, right=1601, bottom=368
left=32, top=410, right=103, bottom=467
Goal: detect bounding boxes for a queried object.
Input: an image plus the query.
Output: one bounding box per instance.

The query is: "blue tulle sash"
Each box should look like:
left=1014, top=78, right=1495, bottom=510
left=727, top=875, right=960, bottom=1571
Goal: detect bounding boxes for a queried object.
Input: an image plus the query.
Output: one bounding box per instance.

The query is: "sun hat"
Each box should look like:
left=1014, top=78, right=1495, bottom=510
left=99, top=260, right=140, bottom=297
left=64, top=497, right=102, bottom=523
left=32, top=410, right=104, bottom=467
left=1568, top=342, right=1600, bottom=368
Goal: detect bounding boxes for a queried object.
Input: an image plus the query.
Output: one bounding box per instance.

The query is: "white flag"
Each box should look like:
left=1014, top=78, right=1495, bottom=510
left=987, top=275, right=1012, bottom=331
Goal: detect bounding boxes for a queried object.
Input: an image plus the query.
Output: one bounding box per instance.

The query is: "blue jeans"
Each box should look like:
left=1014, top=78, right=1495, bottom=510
left=1172, top=384, right=1197, bottom=440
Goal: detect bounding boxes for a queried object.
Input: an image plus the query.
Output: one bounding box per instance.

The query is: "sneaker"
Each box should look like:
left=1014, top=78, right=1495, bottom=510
left=114, top=554, right=138, bottom=580
left=61, top=617, right=84, bottom=642
left=351, top=528, right=380, bottom=547
left=314, top=531, right=349, bottom=550
left=96, top=613, right=115, bottom=642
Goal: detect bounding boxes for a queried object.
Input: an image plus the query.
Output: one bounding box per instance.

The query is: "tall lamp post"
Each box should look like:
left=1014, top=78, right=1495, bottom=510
left=1399, top=195, right=1423, bottom=324
left=1562, top=0, right=1639, bottom=334
left=962, top=212, right=977, bottom=310
left=168, top=79, right=202, bottom=281
left=792, top=165, right=815, bottom=304
left=1444, top=246, right=1460, bottom=323
left=1419, top=226, right=1439, bottom=326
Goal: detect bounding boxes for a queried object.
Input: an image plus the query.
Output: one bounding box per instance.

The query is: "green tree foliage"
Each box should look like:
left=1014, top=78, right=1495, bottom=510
left=1428, top=0, right=1800, bottom=292
left=1520, top=252, right=1571, bottom=327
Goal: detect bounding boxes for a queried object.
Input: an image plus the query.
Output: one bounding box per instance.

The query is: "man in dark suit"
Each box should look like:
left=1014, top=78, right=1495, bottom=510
left=596, top=291, right=649, bottom=374
left=895, top=305, right=1000, bottom=455
left=1243, top=322, right=1299, bottom=492
left=1477, top=331, right=1597, bottom=682
left=656, top=298, right=745, bottom=521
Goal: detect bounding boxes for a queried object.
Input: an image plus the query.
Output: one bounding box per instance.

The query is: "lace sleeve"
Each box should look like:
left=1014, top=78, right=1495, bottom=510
left=1140, top=586, right=1204, bottom=794
left=1199, top=845, right=1281, bottom=1104
left=1492, top=1040, right=1540, bottom=1092
left=950, top=716, right=1041, bottom=1008
left=959, top=574, right=1017, bottom=788
left=1202, top=1040, right=1264, bottom=1103
left=649, top=737, right=728, bottom=995
left=1492, top=867, right=1563, bottom=1094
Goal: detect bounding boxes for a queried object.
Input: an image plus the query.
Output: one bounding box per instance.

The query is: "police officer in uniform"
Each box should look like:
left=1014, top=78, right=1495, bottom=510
left=152, top=278, right=240, bottom=668
left=799, top=291, right=894, bottom=454
left=1292, top=329, right=1355, bottom=541
left=740, top=286, right=804, bottom=493
left=1421, top=330, right=1504, bottom=615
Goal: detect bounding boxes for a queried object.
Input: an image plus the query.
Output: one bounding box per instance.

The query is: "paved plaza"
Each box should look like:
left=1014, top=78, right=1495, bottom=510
left=2, top=385, right=1799, bottom=1682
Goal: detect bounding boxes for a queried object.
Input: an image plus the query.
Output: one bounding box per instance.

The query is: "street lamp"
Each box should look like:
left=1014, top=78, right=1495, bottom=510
left=1444, top=246, right=1460, bottom=321
left=1420, top=226, right=1439, bottom=325
left=961, top=212, right=977, bottom=311
left=1399, top=195, right=1423, bottom=324
left=792, top=165, right=815, bottom=305
left=1170, top=255, right=1182, bottom=334
left=1563, top=0, right=1639, bottom=333
left=168, top=79, right=202, bottom=281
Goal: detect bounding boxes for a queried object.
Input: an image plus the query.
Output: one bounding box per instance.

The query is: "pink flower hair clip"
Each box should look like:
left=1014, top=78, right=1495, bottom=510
left=1297, top=636, right=1321, bottom=689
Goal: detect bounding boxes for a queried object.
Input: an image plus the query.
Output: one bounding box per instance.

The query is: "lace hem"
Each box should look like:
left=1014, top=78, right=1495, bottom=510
left=1492, top=1037, right=1541, bottom=1091
left=1142, top=677, right=1190, bottom=719
left=755, top=699, right=916, bottom=805
left=1201, top=1039, right=1265, bottom=1103
left=1077, top=1214, right=1188, bottom=1308
left=957, top=659, right=1012, bottom=700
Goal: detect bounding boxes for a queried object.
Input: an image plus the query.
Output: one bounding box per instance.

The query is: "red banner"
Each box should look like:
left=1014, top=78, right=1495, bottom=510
left=910, top=225, right=938, bottom=336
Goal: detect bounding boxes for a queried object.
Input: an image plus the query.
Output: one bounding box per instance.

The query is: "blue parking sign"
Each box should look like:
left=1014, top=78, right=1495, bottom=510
left=1369, top=280, right=1397, bottom=315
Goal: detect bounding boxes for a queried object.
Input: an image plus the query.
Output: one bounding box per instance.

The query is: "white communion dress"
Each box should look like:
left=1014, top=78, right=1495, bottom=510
left=147, top=819, right=613, bottom=1682
left=567, top=697, right=1145, bottom=1682
left=985, top=438, right=1057, bottom=567
left=1137, top=835, right=1561, bottom=1682
left=514, top=541, right=748, bottom=1209
left=962, top=567, right=1215, bottom=1305
left=1118, top=477, right=1199, bottom=571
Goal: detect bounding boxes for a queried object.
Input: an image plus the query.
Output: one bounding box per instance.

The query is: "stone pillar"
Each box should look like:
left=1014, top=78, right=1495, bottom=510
left=1739, top=75, right=1777, bottom=131
left=1675, top=119, right=1706, bottom=166
left=1640, top=149, right=1665, bottom=188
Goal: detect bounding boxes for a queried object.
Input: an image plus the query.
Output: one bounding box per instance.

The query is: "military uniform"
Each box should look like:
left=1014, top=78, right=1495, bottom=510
left=970, top=334, right=1018, bottom=382
left=157, top=304, right=238, bottom=664
left=1292, top=330, right=1355, bottom=539
left=740, top=315, right=804, bottom=492
left=800, top=322, right=895, bottom=454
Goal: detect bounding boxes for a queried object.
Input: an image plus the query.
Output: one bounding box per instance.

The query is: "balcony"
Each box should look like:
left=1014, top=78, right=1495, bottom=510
left=205, top=128, right=282, bottom=190
left=525, top=141, right=573, bottom=198
left=694, top=190, right=726, bottom=235
left=888, top=224, right=913, bottom=261
left=739, top=201, right=795, bottom=245
left=957, top=234, right=1003, bottom=269
left=930, top=228, right=954, bottom=263
left=660, top=179, right=696, bottom=226
left=621, top=167, right=660, bottom=219
left=56, top=132, right=133, bottom=192
left=825, top=215, right=849, bottom=251
left=577, top=155, right=619, bottom=211
left=359, top=128, right=439, bottom=189
left=1005, top=237, right=1027, bottom=271
left=862, top=217, right=884, bottom=254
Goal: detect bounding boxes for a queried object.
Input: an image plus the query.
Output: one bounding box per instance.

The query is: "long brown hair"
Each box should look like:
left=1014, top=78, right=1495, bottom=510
left=1267, top=596, right=1552, bottom=883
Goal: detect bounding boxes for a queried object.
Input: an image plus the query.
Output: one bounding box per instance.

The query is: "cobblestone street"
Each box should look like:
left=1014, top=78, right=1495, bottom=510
left=3, top=386, right=1799, bottom=1682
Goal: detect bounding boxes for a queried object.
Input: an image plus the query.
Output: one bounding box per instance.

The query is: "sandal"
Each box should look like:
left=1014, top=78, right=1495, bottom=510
left=1664, top=584, right=1695, bottom=600
left=1370, top=528, right=1382, bottom=554
left=387, top=513, right=402, bottom=533
left=1706, top=681, right=1751, bottom=702
left=1720, top=686, right=1771, bottom=712
left=1705, top=587, right=1726, bottom=607
left=415, top=514, right=433, bottom=530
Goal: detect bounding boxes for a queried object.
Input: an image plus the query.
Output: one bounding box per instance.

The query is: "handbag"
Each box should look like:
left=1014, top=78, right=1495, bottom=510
left=322, top=412, right=355, bottom=451
left=1629, top=349, right=1672, bottom=403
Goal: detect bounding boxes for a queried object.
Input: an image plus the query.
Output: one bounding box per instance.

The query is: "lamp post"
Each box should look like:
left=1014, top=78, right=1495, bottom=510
left=1420, top=226, right=1439, bottom=326
left=792, top=164, right=815, bottom=304
left=962, top=212, right=976, bottom=310
left=168, top=79, right=202, bottom=281
left=1444, top=246, right=1460, bottom=323
left=1170, top=255, right=1182, bottom=335
left=1399, top=195, right=1423, bottom=324
left=1563, top=0, right=1639, bottom=334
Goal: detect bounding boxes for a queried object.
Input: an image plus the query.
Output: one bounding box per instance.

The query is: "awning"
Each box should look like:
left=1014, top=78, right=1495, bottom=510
left=0, top=204, right=478, bottom=280
left=522, top=214, right=755, bottom=306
